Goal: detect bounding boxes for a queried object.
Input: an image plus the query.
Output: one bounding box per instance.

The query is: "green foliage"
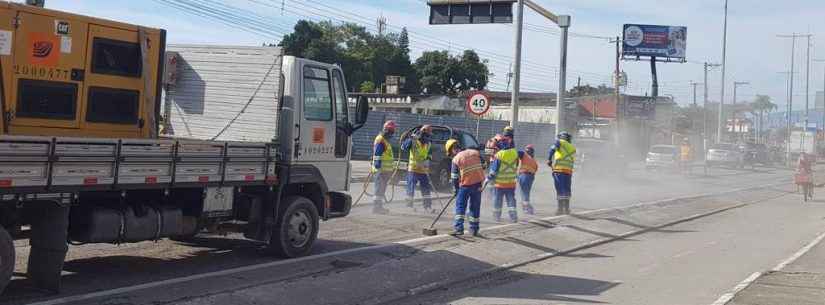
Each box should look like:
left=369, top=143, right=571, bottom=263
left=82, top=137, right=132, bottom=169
left=359, top=81, right=376, bottom=93
left=278, top=20, right=487, bottom=95
left=567, top=84, right=614, bottom=97
left=414, top=50, right=489, bottom=95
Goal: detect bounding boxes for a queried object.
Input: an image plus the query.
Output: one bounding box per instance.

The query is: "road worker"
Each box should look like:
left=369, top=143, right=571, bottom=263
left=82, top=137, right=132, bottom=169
left=487, top=137, right=522, bottom=223
left=518, top=144, right=538, bottom=215
left=401, top=125, right=434, bottom=212
left=484, top=134, right=504, bottom=204
left=547, top=131, right=576, bottom=215
left=447, top=139, right=485, bottom=236
left=680, top=138, right=692, bottom=174
left=503, top=126, right=515, bottom=146
left=370, top=120, right=397, bottom=214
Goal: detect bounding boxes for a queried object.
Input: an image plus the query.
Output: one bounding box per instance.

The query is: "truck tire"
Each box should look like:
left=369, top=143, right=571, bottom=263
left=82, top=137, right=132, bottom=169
left=267, top=196, right=319, bottom=258
left=0, top=226, right=13, bottom=294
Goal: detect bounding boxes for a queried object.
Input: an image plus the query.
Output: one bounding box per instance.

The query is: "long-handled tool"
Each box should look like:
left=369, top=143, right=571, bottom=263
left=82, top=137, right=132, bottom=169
left=422, top=180, right=489, bottom=236
left=352, top=171, right=374, bottom=207
left=422, top=194, right=457, bottom=236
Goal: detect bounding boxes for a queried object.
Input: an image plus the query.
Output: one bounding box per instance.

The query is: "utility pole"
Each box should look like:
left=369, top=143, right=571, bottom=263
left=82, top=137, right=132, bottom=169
left=690, top=81, right=700, bottom=107
left=804, top=35, right=812, bottom=152
left=510, top=0, right=524, bottom=131
left=778, top=33, right=810, bottom=163
left=704, top=63, right=721, bottom=150
left=556, top=15, right=570, bottom=135
left=779, top=71, right=796, bottom=165
left=718, top=0, right=729, bottom=144
left=815, top=59, right=825, bottom=136
left=611, top=37, right=622, bottom=146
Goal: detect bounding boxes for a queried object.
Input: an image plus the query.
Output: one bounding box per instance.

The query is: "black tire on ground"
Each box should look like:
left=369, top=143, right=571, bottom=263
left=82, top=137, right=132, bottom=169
left=0, top=226, right=14, bottom=294
left=267, top=196, right=319, bottom=258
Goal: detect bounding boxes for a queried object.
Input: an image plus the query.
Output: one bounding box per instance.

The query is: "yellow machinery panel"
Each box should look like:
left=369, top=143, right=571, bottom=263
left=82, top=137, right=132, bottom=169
left=0, top=2, right=165, bottom=138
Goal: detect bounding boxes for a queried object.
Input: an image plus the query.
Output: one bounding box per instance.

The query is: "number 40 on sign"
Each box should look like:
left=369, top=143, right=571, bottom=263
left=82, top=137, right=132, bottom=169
left=466, top=91, right=491, bottom=116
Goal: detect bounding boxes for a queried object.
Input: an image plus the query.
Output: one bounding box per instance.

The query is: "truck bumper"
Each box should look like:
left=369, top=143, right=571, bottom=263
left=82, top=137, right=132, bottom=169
left=327, top=192, right=352, bottom=219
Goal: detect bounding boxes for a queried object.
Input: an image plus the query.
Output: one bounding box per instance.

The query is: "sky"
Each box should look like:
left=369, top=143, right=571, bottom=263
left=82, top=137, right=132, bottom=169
left=30, top=0, right=825, bottom=110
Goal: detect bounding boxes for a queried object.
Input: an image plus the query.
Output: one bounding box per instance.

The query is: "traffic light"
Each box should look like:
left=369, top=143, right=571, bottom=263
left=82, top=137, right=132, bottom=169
left=427, top=0, right=517, bottom=25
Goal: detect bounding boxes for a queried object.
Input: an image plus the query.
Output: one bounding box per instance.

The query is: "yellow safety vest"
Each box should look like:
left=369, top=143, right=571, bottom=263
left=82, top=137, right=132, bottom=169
left=553, top=140, right=576, bottom=173
left=408, top=140, right=431, bottom=174
left=495, top=148, right=519, bottom=188
left=372, top=134, right=394, bottom=173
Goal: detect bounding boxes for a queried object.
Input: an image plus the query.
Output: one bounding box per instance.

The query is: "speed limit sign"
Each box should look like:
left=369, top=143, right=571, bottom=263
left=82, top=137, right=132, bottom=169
left=466, top=92, right=491, bottom=116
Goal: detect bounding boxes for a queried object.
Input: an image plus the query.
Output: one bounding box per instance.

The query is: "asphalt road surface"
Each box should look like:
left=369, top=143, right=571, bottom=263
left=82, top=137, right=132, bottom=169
left=3, top=161, right=805, bottom=305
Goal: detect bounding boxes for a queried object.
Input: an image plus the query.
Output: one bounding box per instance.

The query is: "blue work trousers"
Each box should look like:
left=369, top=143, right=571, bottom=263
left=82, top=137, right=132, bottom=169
left=454, top=183, right=482, bottom=232
left=518, top=173, right=535, bottom=202
left=553, top=172, right=573, bottom=200
left=493, top=188, right=518, bottom=221
left=406, top=172, right=433, bottom=208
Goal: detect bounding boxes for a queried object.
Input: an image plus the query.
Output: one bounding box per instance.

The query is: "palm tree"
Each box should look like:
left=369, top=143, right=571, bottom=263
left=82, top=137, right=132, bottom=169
left=750, top=95, right=777, bottom=143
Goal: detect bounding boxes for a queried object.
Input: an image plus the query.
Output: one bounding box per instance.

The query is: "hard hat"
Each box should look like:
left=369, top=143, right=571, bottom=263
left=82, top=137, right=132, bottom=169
left=383, top=120, right=397, bottom=132
left=503, top=126, right=514, bottom=136
left=420, top=125, right=433, bottom=135
left=445, top=139, right=461, bottom=155
left=558, top=131, right=572, bottom=142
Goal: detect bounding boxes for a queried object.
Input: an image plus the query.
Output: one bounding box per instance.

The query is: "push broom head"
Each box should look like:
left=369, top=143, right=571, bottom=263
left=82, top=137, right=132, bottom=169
left=422, top=227, right=438, bottom=236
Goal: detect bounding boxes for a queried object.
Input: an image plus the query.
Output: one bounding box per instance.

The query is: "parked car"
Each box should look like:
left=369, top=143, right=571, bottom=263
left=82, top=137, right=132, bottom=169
left=578, top=138, right=629, bottom=177
left=645, top=145, right=679, bottom=171
left=741, top=143, right=771, bottom=167
left=706, top=143, right=745, bottom=168
left=396, top=125, right=487, bottom=190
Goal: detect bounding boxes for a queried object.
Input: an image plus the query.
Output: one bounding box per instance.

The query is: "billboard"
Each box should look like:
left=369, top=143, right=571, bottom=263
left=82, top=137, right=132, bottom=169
left=622, top=24, right=687, bottom=61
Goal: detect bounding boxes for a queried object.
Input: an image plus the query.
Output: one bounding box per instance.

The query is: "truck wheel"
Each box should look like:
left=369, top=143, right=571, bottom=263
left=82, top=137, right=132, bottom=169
left=0, top=226, right=13, bottom=294
left=267, top=196, right=319, bottom=258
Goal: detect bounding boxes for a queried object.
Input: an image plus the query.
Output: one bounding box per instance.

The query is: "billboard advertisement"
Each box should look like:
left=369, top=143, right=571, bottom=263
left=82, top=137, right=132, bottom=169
left=622, top=24, right=687, bottom=60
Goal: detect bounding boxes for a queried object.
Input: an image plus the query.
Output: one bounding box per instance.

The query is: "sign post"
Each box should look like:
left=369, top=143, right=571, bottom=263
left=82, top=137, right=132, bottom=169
left=467, top=91, right=491, bottom=139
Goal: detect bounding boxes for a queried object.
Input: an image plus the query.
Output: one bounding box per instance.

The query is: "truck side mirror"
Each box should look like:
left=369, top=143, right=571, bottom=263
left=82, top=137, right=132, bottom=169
left=351, top=96, right=369, bottom=132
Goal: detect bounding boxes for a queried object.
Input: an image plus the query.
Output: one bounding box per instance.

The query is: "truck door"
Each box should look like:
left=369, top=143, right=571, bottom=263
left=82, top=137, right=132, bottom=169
left=8, top=11, right=88, bottom=132
left=294, top=64, right=348, bottom=192
left=81, top=25, right=145, bottom=138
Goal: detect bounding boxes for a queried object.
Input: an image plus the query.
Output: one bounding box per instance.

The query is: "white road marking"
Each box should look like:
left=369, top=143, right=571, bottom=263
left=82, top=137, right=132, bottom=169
left=709, top=230, right=825, bottom=305
left=672, top=249, right=696, bottom=258
left=26, top=181, right=786, bottom=305
left=710, top=272, right=762, bottom=305
left=771, top=230, right=825, bottom=271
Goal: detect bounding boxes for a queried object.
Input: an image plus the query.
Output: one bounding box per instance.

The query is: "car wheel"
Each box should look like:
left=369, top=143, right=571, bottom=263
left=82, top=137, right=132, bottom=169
left=267, top=196, right=319, bottom=258
left=0, top=226, right=13, bottom=294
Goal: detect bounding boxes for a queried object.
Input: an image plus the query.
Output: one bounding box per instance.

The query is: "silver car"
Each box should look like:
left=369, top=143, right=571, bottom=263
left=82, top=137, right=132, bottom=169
left=645, top=145, right=679, bottom=170
left=706, top=143, right=745, bottom=168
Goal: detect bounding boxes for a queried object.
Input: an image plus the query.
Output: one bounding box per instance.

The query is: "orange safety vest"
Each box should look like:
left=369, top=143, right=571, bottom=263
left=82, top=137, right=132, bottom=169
left=519, top=153, right=538, bottom=175
left=452, top=150, right=485, bottom=187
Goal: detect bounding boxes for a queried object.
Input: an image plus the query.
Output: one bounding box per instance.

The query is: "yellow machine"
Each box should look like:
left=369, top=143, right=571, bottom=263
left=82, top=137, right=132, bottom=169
left=0, top=2, right=165, bottom=138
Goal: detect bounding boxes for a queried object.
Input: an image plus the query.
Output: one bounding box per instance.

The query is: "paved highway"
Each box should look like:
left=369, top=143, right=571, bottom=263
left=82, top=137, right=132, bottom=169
left=3, top=161, right=800, bottom=305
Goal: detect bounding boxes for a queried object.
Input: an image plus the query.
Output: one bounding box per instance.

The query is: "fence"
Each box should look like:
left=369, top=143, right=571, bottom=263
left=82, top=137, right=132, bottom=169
left=351, top=111, right=557, bottom=159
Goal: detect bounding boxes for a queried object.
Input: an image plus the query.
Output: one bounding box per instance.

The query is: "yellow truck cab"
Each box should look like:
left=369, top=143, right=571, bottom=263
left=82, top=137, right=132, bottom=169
left=0, top=2, right=368, bottom=295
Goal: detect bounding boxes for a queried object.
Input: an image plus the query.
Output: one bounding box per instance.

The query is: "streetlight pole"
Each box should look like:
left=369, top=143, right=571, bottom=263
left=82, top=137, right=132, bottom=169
left=718, top=0, right=729, bottom=144
left=705, top=62, right=721, bottom=150
left=510, top=0, right=525, bottom=131
left=557, top=16, right=570, bottom=135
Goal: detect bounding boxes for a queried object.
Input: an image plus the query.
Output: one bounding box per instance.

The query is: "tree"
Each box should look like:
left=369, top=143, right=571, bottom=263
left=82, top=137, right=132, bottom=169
left=750, top=95, right=777, bottom=142
left=567, top=84, right=614, bottom=98
left=398, top=27, right=410, bottom=54
left=359, top=81, right=376, bottom=93
left=414, top=50, right=489, bottom=95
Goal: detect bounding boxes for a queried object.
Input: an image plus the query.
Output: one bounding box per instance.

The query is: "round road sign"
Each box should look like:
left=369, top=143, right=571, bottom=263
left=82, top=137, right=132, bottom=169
left=467, top=92, right=491, bottom=116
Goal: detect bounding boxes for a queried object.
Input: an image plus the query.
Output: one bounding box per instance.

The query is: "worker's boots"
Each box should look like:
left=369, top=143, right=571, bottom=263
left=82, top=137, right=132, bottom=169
left=556, top=200, right=565, bottom=216
left=372, top=204, right=389, bottom=215
left=522, top=202, right=535, bottom=215
left=562, top=199, right=571, bottom=215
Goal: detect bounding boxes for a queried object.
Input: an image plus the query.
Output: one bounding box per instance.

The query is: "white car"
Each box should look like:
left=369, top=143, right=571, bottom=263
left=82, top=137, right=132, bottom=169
left=706, top=143, right=745, bottom=168
left=645, top=145, right=679, bottom=170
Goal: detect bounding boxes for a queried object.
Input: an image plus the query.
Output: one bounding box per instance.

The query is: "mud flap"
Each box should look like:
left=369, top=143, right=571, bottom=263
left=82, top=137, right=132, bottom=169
left=27, top=204, right=70, bottom=292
